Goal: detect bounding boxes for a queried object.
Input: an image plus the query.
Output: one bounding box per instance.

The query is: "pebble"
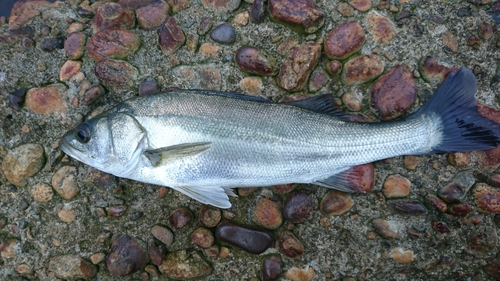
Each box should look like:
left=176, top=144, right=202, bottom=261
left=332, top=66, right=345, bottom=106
left=59, top=60, right=81, bottom=81
left=151, top=225, right=174, bottom=247
left=129, top=211, right=142, bottom=221
left=479, top=22, right=494, bottom=39
left=403, top=155, right=421, bottom=170
left=320, top=191, right=354, bottom=216
left=383, top=174, right=411, bottom=198
left=326, top=61, right=342, bottom=76
left=90, top=253, right=106, bottom=264
left=364, top=13, right=395, bottom=45
left=87, top=29, right=141, bottom=61
left=325, top=22, right=365, bottom=60
left=187, top=34, right=199, bottom=52
left=391, top=248, right=414, bottom=264
left=136, top=0, right=169, bottom=30
left=233, top=12, right=250, bottom=26
left=484, top=259, right=500, bottom=278
left=40, top=38, right=64, bottom=52
left=432, top=221, right=450, bottom=233
left=205, top=245, right=220, bottom=259
left=139, top=77, right=160, bottom=96
left=252, top=197, right=283, bottom=229
left=350, top=0, right=371, bottom=12
left=26, top=84, right=67, bottom=115
left=238, top=187, right=259, bottom=196
left=425, top=255, right=455, bottom=269
left=87, top=168, right=115, bottom=189
left=387, top=200, right=426, bottom=215
left=469, top=226, right=497, bottom=253
left=166, top=0, right=190, bottom=12
left=372, top=219, right=399, bottom=239
left=210, top=24, right=235, bottom=44
left=83, top=84, right=106, bottom=104
left=149, top=241, right=167, bottom=265
left=278, top=230, right=304, bottom=258
left=215, top=221, right=273, bottom=254
left=309, top=67, right=329, bottom=92
left=343, top=54, right=384, bottom=85
left=8, top=88, right=26, bottom=110
left=199, top=205, right=222, bottom=227
left=159, top=250, right=212, bottom=278
left=235, top=46, right=277, bottom=76
left=474, top=183, right=500, bottom=213
left=240, top=77, right=263, bottom=95
left=58, top=207, right=76, bottom=223
left=278, top=42, right=321, bottom=91
left=438, top=171, right=475, bottom=203
left=283, top=191, right=318, bottom=223
left=158, top=17, right=185, bottom=56
left=419, top=56, right=454, bottom=84
left=427, top=194, right=447, bottom=212
left=108, top=205, right=127, bottom=217
left=442, top=31, right=458, bottom=53
left=262, top=255, right=282, bottom=281
left=2, top=143, right=45, bottom=187
left=467, top=34, right=481, bottom=46
left=48, top=255, right=97, bottom=279
left=448, top=152, right=470, bottom=166
left=173, top=65, right=221, bottom=90
left=199, top=43, right=219, bottom=57
left=15, top=264, right=32, bottom=275
left=198, top=17, right=213, bottom=35
left=31, top=183, right=53, bottom=202
left=67, top=22, right=84, bottom=33
left=448, top=203, right=472, bottom=217
left=191, top=227, right=215, bottom=248
left=169, top=208, right=193, bottom=229
left=268, top=0, right=325, bottom=33
left=91, top=2, right=135, bottom=33
left=370, top=64, right=416, bottom=120
left=277, top=38, right=299, bottom=56
left=95, top=59, right=139, bottom=92
left=489, top=174, right=500, bottom=188
left=475, top=147, right=500, bottom=171
left=271, top=184, right=296, bottom=194
left=52, top=166, right=79, bottom=200
left=284, top=266, right=316, bottom=281
left=106, top=234, right=149, bottom=276
left=338, top=3, right=354, bottom=17
left=64, top=32, right=86, bottom=59
left=251, top=0, right=265, bottom=22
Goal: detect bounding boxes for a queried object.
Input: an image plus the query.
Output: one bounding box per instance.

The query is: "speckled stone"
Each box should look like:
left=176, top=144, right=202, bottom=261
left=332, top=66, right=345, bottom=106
left=320, top=191, right=354, bottom=216
left=2, top=144, right=45, bottom=187
left=475, top=147, right=500, bottom=171
left=169, top=208, right=193, bottom=230
left=448, top=152, right=470, bottom=166
left=364, top=13, right=395, bottom=45
left=107, top=234, right=149, bottom=276
left=403, top=155, right=421, bottom=170
left=326, top=60, right=342, bottom=76
left=343, top=54, right=384, bottom=85
left=215, top=221, right=273, bottom=254
left=309, top=67, right=329, bottom=92
left=91, top=2, right=134, bottom=33
left=391, top=248, right=414, bottom=264
left=240, top=77, right=263, bottom=95
left=438, top=171, right=475, bottom=203
left=370, top=64, right=416, bottom=120
left=31, top=183, right=53, bottom=202
left=201, top=0, right=241, bottom=12
left=41, top=38, right=64, bottom=52
left=469, top=226, right=497, bottom=253
left=210, top=24, right=235, bottom=44
left=278, top=230, right=304, bottom=258
left=372, top=219, right=399, bottom=239
left=159, top=250, right=212, bottom=278
left=349, top=0, right=371, bottom=11
left=262, top=255, right=282, bottom=281
left=325, top=21, right=365, bottom=60
left=419, top=56, right=455, bottom=84
left=474, top=183, right=500, bottom=213
left=235, top=46, right=277, bottom=76
left=8, top=88, right=26, bottom=110
left=191, top=227, right=215, bottom=249
left=95, top=59, right=139, bottom=92
left=137, top=0, right=169, bottom=29
left=87, top=29, right=140, bottom=61
left=427, top=194, right=447, bottom=213
left=268, top=0, right=325, bottom=33
left=59, top=60, right=82, bottom=81
left=198, top=17, right=213, bottom=35
left=48, top=255, right=97, bottom=279
left=58, top=208, right=76, bottom=223
left=149, top=240, right=167, bottom=266
left=484, top=259, right=500, bottom=278
left=383, top=174, right=411, bottom=198
left=283, top=191, right=318, bottom=223
left=83, top=85, right=106, bottom=104
left=64, top=32, right=86, bottom=59
left=199, top=205, right=221, bottom=227
left=252, top=197, right=283, bottom=229
left=173, top=65, right=221, bottom=90
left=479, top=22, right=494, bottom=39
left=277, top=38, right=299, bottom=56
left=158, top=17, right=185, bottom=56
left=285, top=267, right=316, bottom=281
left=26, top=84, right=67, bottom=115
left=108, top=205, right=127, bottom=217
left=51, top=166, right=79, bottom=200
left=251, top=0, right=265, bottom=22
left=278, top=42, right=321, bottom=91
left=187, top=34, right=199, bottom=52
left=442, top=31, right=458, bottom=53
left=0, top=240, right=17, bottom=258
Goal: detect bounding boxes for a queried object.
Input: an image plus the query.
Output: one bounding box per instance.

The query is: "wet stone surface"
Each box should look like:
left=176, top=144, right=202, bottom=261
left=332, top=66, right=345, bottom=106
left=343, top=54, right=384, bottom=85
left=136, top=0, right=170, bottom=30
left=158, top=17, right=185, bottom=56
left=283, top=191, right=318, bottom=223
left=325, top=21, right=365, bottom=60
left=95, top=59, right=139, bottom=92
left=215, top=221, right=273, bottom=254
left=87, top=29, right=141, bottom=61
left=106, top=234, right=148, bottom=276
left=268, top=0, right=325, bottom=33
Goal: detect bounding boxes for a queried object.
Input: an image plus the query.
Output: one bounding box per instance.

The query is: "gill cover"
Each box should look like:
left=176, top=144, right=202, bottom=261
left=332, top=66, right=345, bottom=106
left=108, top=112, right=147, bottom=165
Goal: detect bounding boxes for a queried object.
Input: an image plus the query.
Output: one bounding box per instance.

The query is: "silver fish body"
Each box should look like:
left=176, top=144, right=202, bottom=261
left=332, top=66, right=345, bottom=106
left=60, top=67, right=500, bottom=208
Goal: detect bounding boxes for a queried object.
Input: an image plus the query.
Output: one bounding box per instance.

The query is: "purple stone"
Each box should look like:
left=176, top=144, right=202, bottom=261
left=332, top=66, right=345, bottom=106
left=210, top=24, right=235, bottom=44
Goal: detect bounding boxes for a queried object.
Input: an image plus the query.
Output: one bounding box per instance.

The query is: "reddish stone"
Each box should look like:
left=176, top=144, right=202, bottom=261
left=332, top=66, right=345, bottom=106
left=270, top=184, right=296, bottom=194
left=108, top=205, right=127, bottom=217
left=268, top=0, right=325, bottom=33
left=438, top=172, right=475, bottom=203
left=427, top=194, right=447, bottom=213
left=467, top=34, right=481, bottom=46
left=425, top=256, right=456, bottom=270
left=349, top=0, right=371, bottom=12
left=419, top=56, right=456, bottom=84
left=370, top=64, right=416, bottom=120
left=403, top=155, right=421, bottom=170
left=88, top=29, right=141, bottom=61
left=326, top=60, right=342, bottom=76
left=283, top=191, right=317, bottom=223
left=26, top=84, right=67, bottom=115
left=343, top=54, right=384, bottom=85
left=59, top=60, right=82, bottom=81
left=448, top=152, right=470, bottom=167
left=166, top=0, right=190, bottom=13
left=383, top=174, right=411, bottom=198
left=64, top=32, right=86, bottom=59
left=235, top=46, right=277, bottom=76
left=325, top=22, right=365, bottom=60
left=277, top=42, right=321, bottom=91
left=479, top=22, right=494, bottom=39
left=387, top=200, right=427, bottom=215
left=83, top=85, right=106, bottom=104
left=201, top=0, right=241, bottom=12
left=372, top=219, right=399, bottom=239
left=489, top=174, right=500, bottom=188
left=117, top=0, right=154, bottom=9
left=158, top=17, right=185, bottom=56
left=442, top=31, right=458, bottom=53
left=169, top=208, right=193, bottom=229
left=95, top=59, right=139, bottom=92
left=448, top=203, right=472, bottom=217
left=474, top=183, right=500, bottom=213
left=476, top=147, right=500, bottom=171
left=364, top=13, right=395, bottom=45
left=278, top=231, right=304, bottom=258
left=149, top=241, right=166, bottom=266
left=478, top=103, right=500, bottom=124
left=191, top=227, right=214, bottom=249
left=262, top=255, right=282, bottom=281
left=9, top=0, right=59, bottom=29
left=469, top=226, right=497, bottom=253
left=136, top=0, right=170, bottom=30
left=252, top=197, right=283, bottom=229
left=309, top=67, right=329, bottom=92
left=199, top=205, right=221, bottom=228
left=106, top=234, right=148, bottom=276
left=320, top=191, right=353, bottom=215
left=198, top=17, right=213, bottom=35
left=432, top=221, right=450, bottom=233
left=277, top=38, right=299, bottom=56
left=91, top=2, right=134, bottom=33
left=151, top=225, right=174, bottom=246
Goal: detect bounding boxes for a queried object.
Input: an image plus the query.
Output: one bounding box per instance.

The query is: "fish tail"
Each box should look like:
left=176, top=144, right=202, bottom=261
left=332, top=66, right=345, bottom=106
left=414, top=66, right=500, bottom=153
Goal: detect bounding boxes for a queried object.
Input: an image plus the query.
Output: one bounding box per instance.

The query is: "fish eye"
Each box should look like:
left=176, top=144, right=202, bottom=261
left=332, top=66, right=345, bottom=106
left=76, top=123, right=91, bottom=143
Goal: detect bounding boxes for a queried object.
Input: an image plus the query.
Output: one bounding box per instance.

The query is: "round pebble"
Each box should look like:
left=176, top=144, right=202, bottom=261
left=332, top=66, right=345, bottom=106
left=59, top=60, right=82, bottom=81
left=448, top=203, right=472, bottom=217
left=469, top=226, right=497, bottom=253
left=325, top=21, right=365, bottom=60
left=240, top=77, right=263, bottom=95
left=210, top=24, right=235, bottom=44
left=191, top=227, right=215, bottom=249
left=158, top=17, right=185, bottom=56
left=83, top=84, right=106, bottom=104
left=364, top=13, right=395, bottom=45
left=2, top=143, right=45, bottom=187
left=343, top=54, right=384, bottom=85
left=31, top=183, right=53, bottom=202
left=52, top=166, right=79, bottom=200
left=139, top=77, right=160, bottom=96
left=87, top=29, right=141, bottom=61
left=136, top=0, right=169, bottom=30
left=372, top=219, right=399, bottom=239
left=278, top=230, right=304, bottom=258
left=391, top=248, right=414, bottom=264
left=235, top=46, right=277, bottom=76
left=95, top=59, right=139, bottom=92
left=251, top=197, right=283, bottom=229
left=382, top=174, right=411, bottom=198
left=169, top=208, right=193, bottom=229
left=262, top=255, right=282, bottom=281
left=427, top=194, right=447, bottom=212
left=48, top=255, right=97, bottom=279
left=199, top=205, right=221, bottom=228
left=91, top=2, right=134, bottom=33
left=159, top=250, right=213, bottom=279
left=58, top=208, right=76, bottom=223
left=149, top=241, right=166, bottom=266
left=432, top=221, right=450, bottom=233
left=320, top=191, right=353, bottom=216
left=270, top=184, right=296, bottom=194
left=283, top=191, right=317, bottom=223
left=309, top=67, right=329, bottom=92
left=26, top=84, right=67, bottom=115
left=474, top=183, right=500, bottom=213
left=64, top=32, right=86, bottom=60
left=419, top=56, right=454, bottom=85
left=106, top=234, right=149, bottom=276
left=41, top=38, right=64, bottom=52
left=108, top=205, right=127, bottom=217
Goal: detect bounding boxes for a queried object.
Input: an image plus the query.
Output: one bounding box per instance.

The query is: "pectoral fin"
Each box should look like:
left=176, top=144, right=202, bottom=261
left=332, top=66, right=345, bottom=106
left=173, top=185, right=235, bottom=209
left=144, top=142, right=212, bottom=167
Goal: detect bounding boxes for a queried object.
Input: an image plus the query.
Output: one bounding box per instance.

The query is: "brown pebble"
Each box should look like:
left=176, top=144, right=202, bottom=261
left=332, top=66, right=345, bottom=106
left=199, top=205, right=221, bottom=228
left=233, top=11, right=249, bottom=26
left=309, top=67, right=329, bottom=92
left=277, top=38, right=299, bottom=56
left=364, top=13, right=395, bottom=45
left=87, top=29, right=141, bottom=61
left=278, top=230, right=304, bottom=258
left=338, top=3, right=354, bottom=17
left=467, top=34, right=481, bottom=46
left=403, top=155, right=421, bottom=170
left=448, top=152, right=470, bottom=166
left=427, top=194, right=447, bottom=213
left=64, top=32, right=86, bottom=59
left=372, top=219, right=399, bottom=239
left=136, top=0, right=170, bottom=30
left=215, top=221, right=273, bottom=254
left=31, top=183, right=54, bottom=202
left=448, top=203, right=472, bottom=217
left=387, top=200, right=427, bottom=215
left=67, top=22, right=84, bottom=33
left=326, top=60, right=342, bottom=76
left=149, top=241, right=166, bottom=266
left=191, top=227, right=215, bottom=249
left=240, top=77, right=263, bottom=95
left=52, top=166, right=79, bottom=200
left=151, top=225, right=174, bottom=246
left=391, top=248, right=414, bottom=264
left=383, top=174, right=411, bottom=198
left=442, top=31, right=458, bottom=53
left=278, top=42, right=321, bottom=91
left=262, top=255, right=282, bottom=281
left=432, top=221, right=450, bottom=233
left=268, top=0, right=325, bottom=33
left=469, top=226, right=497, bottom=253
left=252, top=197, right=283, bottom=229
left=187, top=34, right=199, bottom=52
left=479, top=22, right=494, bottom=39
left=26, top=84, right=67, bottom=115
left=91, top=2, right=134, bottom=33
left=58, top=208, right=76, bottom=223
left=438, top=171, right=475, bottom=203
left=271, top=184, right=297, bottom=194
left=320, top=191, right=353, bottom=216
left=199, top=43, right=219, bottom=57
left=235, top=46, right=277, bottom=76
left=106, top=234, right=148, bottom=276
left=370, top=64, right=416, bottom=120
left=285, top=267, right=316, bottom=281
left=48, top=255, right=97, bottom=279
left=169, top=208, right=193, bottom=229
left=476, top=147, right=500, bottom=171
left=349, top=0, right=371, bottom=12
left=343, top=54, right=384, bottom=85
left=406, top=227, right=421, bottom=239
left=108, top=205, right=127, bottom=217
left=59, top=60, right=82, bottom=81
left=95, top=59, right=139, bottom=92
left=283, top=191, right=318, bottom=223
left=2, top=144, right=45, bottom=187
left=419, top=56, right=455, bottom=84
left=15, top=264, right=32, bottom=275
left=474, top=183, right=500, bottom=213
left=159, top=250, right=212, bottom=279
left=325, top=22, right=365, bottom=60
left=83, top=85, right=106, bottom=104
left=204, top=245, right=220, bottom=260
left=158, top=17, right=185, bottom=56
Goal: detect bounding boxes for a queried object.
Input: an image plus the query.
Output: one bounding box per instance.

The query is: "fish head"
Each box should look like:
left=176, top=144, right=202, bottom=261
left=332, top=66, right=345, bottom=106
left=60, top=112, right=147, bottom=177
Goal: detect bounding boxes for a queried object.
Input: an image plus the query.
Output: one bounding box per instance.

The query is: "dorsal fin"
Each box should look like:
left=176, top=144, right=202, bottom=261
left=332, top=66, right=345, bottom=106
left=187, top=89, right=272, bottom=103
left=286, top=94, right=367, bottom=122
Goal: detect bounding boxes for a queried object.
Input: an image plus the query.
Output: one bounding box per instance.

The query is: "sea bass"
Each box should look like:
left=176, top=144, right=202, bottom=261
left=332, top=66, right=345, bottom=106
left=60, top=67, right=500, bottom=208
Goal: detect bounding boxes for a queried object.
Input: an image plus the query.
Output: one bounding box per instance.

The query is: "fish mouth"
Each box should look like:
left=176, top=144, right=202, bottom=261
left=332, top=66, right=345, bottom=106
left=59, top=132, right=86, bottom=162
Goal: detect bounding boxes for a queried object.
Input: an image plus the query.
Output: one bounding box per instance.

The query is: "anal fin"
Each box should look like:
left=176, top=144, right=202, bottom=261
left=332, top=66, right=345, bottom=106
left=314, top=164, right=374, bottom=193
left=173, top=185, right=235, bottom=209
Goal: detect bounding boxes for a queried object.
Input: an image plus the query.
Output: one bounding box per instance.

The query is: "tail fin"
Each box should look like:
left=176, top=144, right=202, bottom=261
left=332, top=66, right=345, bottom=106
left=414, top=67, right=500, bottom=153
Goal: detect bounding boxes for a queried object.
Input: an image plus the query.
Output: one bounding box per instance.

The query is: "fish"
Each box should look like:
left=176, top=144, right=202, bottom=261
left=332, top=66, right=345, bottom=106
left=60, top=67, right=500, bottom=208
